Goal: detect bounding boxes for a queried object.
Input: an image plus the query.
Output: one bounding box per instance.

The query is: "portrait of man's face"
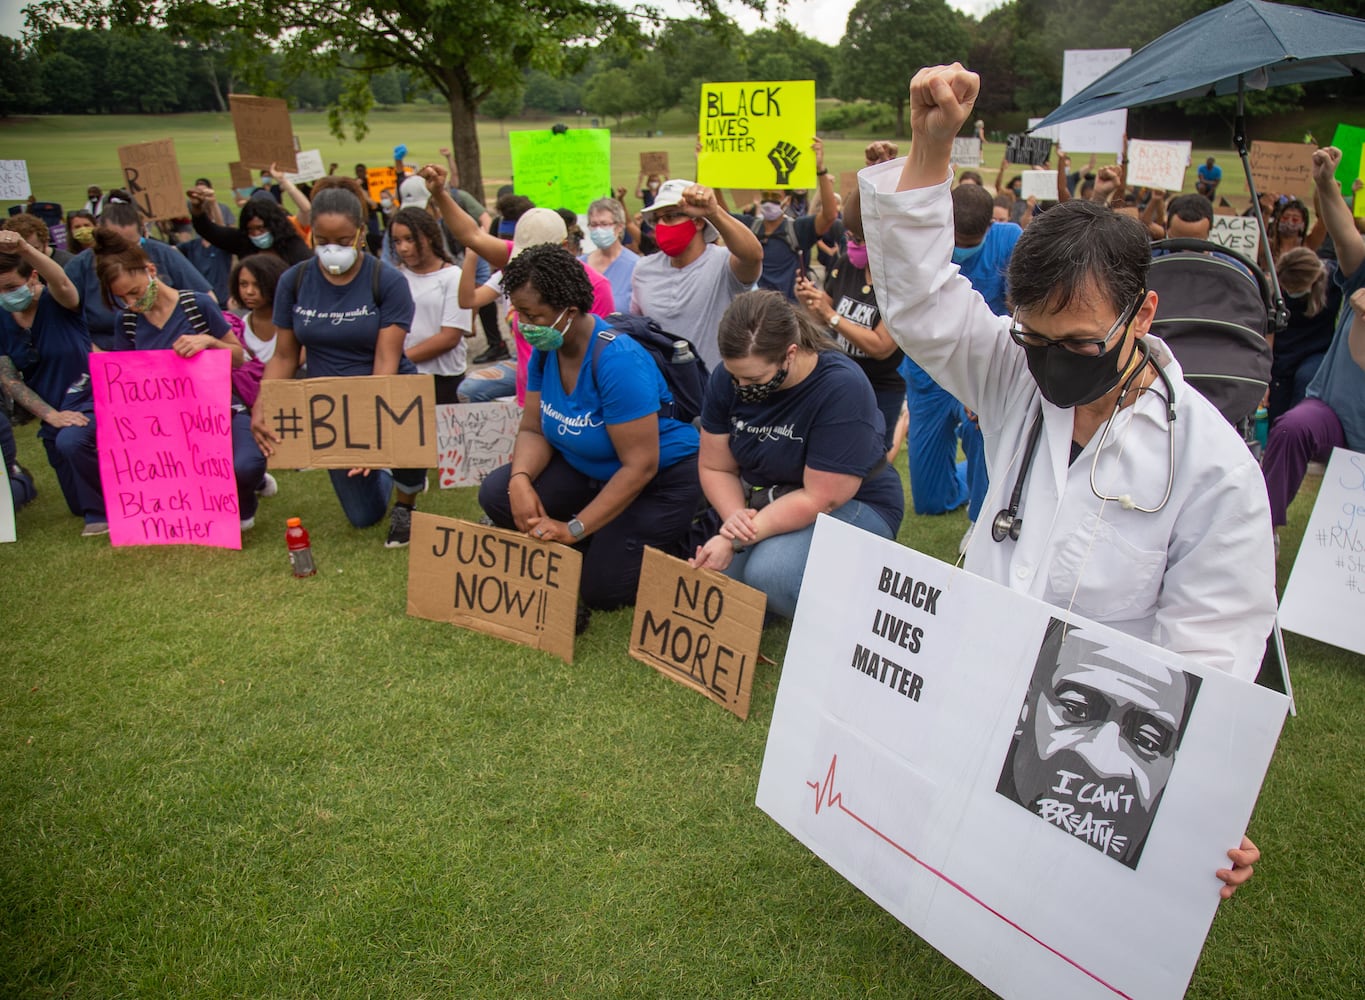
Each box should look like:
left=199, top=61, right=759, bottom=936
left=997, top=620, right=1201, bottom=869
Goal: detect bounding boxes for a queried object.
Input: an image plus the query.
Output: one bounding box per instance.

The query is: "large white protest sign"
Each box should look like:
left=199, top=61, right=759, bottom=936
left=1018, top=169, right=1056, bottom=202
left=1126, top=139, right=1192, bottom=192
left=437, top=400, right=521, bottom=488
left=285, top=149, right=326, bottom=184
left=1059, top=50, right=1130, bottom=155
left=951, top=137, right=982, bottom=168
left=1278, top=448, right=1365, bottom=655
left=1025, top=117, right=1060, bottom=143
left=757, top=516, right=1287, bottom=1000
left=0, top=160, right=32, bottom=201
left=1207, top=214, right=1261, bottom=263
left=0, top=470, right=14, bottom=543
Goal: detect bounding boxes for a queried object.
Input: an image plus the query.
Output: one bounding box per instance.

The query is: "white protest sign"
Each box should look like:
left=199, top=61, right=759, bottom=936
left=436, top=400, right=521, bottom=488
left=1126, top=139, right=1192, bottom=192
left=0, top=472, right=14, bottom=542
left=951, top=137, right=982, bottom=168
left=284, top=149, right=327, bottom=184
left=1207, top=215, right=1262, bottom=263
left=1278, top=447, right=1365, bottom=655
left=1059, top=49, right=1130, bottom=155
left=1025, top=117, right=1060, bottom=144
left=1018, top=169, right=1056, bottom=202
left=0, top=160, right=33, bottom=201
left=757, top=516, right=1287, bottom=1000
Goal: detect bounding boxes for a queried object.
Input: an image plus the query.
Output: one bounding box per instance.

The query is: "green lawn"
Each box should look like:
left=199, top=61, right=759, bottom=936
left=1, top=110, right=1362, bottom=998
left=1, top=106, right=1259, bottom=216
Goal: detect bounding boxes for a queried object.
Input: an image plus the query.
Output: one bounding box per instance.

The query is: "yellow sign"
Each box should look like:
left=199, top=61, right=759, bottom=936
left=697, top=80, right=816, bottom=190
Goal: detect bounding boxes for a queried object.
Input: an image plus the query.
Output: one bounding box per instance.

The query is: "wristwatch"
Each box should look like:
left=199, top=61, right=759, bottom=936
left=567, top=517, right=586, bottom=540
left=827, top=313, right=842, bottom=330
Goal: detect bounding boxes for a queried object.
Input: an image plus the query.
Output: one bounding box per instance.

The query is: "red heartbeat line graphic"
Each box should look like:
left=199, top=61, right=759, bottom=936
left=805, top=754, right=1135, bottom=1000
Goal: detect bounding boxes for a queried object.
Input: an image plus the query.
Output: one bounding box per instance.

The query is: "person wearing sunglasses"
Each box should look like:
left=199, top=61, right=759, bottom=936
left=860, top=63, right=1276, bottom=901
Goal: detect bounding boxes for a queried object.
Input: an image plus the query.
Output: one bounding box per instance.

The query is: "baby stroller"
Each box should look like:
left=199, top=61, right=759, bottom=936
left=1147, top=237, right=1294, bottom=710
left=1146, top=237, right=1274, bottom=454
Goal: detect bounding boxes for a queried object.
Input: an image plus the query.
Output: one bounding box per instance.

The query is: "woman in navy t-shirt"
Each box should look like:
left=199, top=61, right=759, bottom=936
left=94, top=229, right=269, bottom=531
left=477, top=244, right=701, bottom=615
left=691, top=290, right=905, bottom=619
left=252, top=187, right=423, bottom=546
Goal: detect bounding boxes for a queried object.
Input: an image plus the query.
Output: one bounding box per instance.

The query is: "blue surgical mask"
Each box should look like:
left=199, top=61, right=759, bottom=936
left=588, top=226, right=618, bottom=250
left=952, top=242, right=985, bottom=265
left=0, top=284, right=34, bottom=312
left=520, top=308, right=567, bottom=351
left=250, top=231, right=274, bottom=249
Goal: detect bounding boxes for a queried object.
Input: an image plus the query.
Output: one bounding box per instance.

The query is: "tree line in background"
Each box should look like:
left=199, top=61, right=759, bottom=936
left=5, top=0, right=1365, bottom=199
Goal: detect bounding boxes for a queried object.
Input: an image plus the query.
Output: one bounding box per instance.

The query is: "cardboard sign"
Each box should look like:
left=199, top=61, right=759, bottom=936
left=365, top=166, right=399, bottom=205
left=1005, top=134, right=1052, bottom=167
left=508, top=129, right=612, bottom=216
left=228, top=94, right=298, bottom=173
left=1249, top=140, right=1315, bottom=202
left=436, top=400, right=521, bottom=488
left=89, top=350, right=241, bottom=549
left=1125, top=139, right=1192, bottom=192
left=757, top=516, right=1287, bottom=1000
left=1018, top=169, right=1056, bottom=202
left=0, top=159, right=31, bottom=201
left=1278, top=448, right=1365, bottom=655
left=629, top=547, right=766, bottom=720
left=950, top=137, right=983, bottom=168
left=838, top=171, right=860, bottom=204
left=1059, top=49, right=1130, bottom=155
left=1330, top=123, right=1365, bottom=196
left=0, top=461, right=14, bottom=543
left=698, top=80, right=817, bottom=190
left=256, top=375, right=437, bottom=470
left=117, top=139, right=184, bottom=222
left=406, top=513, right=582, bottom=663
left=286, top=149, right=327, bottom=184
left=1207, top=214, right=1262, bottom=263
left=228, top=161, right=253, bottom=191
left=639, top=151, right=669, bottom=175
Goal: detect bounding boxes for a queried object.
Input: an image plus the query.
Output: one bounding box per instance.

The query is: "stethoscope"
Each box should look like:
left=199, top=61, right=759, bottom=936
left=991, top=340, right=1178, bottom=544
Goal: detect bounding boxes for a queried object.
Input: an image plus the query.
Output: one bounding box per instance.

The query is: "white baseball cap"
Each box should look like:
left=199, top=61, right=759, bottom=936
left=511, top=207, right=568, bottom=257
left=399, top=174, right=430, bottom=209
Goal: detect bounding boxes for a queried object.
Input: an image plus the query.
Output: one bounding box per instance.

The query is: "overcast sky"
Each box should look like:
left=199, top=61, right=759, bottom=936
left=1, top=0, right=1003, bottom=46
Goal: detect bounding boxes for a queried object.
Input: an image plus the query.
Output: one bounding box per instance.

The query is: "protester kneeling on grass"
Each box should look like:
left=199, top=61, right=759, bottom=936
left=94, top=230, right=269, bottom=533
left=689, top=290, right=905, bottom=620
left=477, top=244, right=702, bottom=622
left=250, top=187, right=426, bottom=548
left=860, top=62, right=1274, bottom=898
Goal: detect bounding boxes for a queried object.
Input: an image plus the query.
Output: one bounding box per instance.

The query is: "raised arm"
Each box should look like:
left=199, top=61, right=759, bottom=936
left=268, top=162, right=312, bottom=227
left=421, top=164, right=510, bottom=269
left=812, top=137, right=838, bottom=236
left=0, top=230, right=78, bottom=309
left=1312, top=146, right=1364, bottom=276
left=680, top=185, right=762, bottom=284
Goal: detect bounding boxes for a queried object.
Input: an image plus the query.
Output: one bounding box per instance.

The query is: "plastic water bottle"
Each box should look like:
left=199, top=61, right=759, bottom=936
left=286, top=517, right=317, bottom=577
left=670, top=340, right=696, bottom=365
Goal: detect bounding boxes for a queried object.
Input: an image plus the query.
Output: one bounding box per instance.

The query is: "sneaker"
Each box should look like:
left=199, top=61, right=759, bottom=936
left=385, top=504, right=413, bottom=548
left=575, top=603, right=592, bottom=635
left=256, top=472, right=278, bottom=498
left=241, top=516, right=256, bottom=531
left=959, top=521, right=975, bottom=557
left=81, top=521, right=109, bottom=537
left=473, top=342, right=511, bottom=364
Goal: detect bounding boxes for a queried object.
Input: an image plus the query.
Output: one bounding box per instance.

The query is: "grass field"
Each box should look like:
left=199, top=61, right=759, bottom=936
left=1, top=111, right=1364, bottom=998
left=1, top=107, right=1263, bottom=216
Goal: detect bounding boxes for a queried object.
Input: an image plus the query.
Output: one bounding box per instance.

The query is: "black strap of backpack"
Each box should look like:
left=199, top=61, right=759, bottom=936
left=178, top=288, right=212, bottom=337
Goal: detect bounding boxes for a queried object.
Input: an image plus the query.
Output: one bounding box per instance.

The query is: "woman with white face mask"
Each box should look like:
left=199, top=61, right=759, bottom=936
left=580, top=197, right=638, bottom=311
left=250, top=187, right=427, bottom=548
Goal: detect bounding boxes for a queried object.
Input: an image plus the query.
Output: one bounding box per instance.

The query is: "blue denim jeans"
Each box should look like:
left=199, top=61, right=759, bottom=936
left=327, top=467, right=427, bottom=528
left=725, top=498, right=897, bottom=620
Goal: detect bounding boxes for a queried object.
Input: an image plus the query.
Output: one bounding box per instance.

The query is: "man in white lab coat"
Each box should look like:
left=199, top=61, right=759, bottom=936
left=860, top=63, right=1274, bottom=898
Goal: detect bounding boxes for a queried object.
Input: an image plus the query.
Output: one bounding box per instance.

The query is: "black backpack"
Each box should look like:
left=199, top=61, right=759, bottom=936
left=533, top=313, right=709, bottom=425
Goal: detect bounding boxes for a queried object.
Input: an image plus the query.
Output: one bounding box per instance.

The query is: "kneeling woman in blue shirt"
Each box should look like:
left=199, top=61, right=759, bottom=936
left=691, top=290, right=905, bottom=619
left=478, top=244, right=702, bottom=610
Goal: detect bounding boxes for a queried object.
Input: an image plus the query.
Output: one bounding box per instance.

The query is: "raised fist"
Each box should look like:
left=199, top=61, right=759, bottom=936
left=769, top=141, right=801, bottom=185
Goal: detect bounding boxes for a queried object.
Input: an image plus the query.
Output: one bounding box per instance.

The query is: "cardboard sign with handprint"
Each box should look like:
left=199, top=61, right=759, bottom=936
left=698, top=80, right=817, bottom=190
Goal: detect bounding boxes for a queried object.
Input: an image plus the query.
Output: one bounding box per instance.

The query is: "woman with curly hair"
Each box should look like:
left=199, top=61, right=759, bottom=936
left=187, top=185, right=312, bottom=264
left=477, top=243, right=701, bottom=616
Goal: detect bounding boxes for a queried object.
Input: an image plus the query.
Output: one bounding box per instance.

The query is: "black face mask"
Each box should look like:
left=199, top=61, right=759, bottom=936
left=733, top=364, right=789, bottom=404
left=1023, top=338, right=1136, bottom=409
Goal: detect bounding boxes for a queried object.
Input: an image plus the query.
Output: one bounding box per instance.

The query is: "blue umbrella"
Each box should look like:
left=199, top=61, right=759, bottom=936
left=1031, top=0, right=1365, bottom=328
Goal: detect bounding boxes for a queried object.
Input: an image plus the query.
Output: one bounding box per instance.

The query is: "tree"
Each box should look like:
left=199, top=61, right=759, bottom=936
left=835, top=0, right=969, bottom=137
left=480, top=82, right=525, bottom=135
left=583, top=67, right=637, bottom=126
left=27, top=0, right=760, bottom=207
left=0, top=37, right=39, bottom=117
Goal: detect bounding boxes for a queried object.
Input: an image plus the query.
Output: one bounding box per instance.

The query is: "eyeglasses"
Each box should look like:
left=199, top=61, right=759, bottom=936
left=1007, top=292, right=1145, bottom=358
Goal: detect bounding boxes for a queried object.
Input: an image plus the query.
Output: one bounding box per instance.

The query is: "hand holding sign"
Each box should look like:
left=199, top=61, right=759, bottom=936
left=909, top=63, right=979, bottom=146
left=768, top=141, right=801, bottom=185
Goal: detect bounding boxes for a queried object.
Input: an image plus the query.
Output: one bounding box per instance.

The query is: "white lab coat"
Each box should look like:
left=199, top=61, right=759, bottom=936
left=861, top=163, right=1277, bottom=680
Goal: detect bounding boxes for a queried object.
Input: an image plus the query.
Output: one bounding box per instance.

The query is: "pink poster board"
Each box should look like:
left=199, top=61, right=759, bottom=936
left=89, top=350, right=242, bottom=549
